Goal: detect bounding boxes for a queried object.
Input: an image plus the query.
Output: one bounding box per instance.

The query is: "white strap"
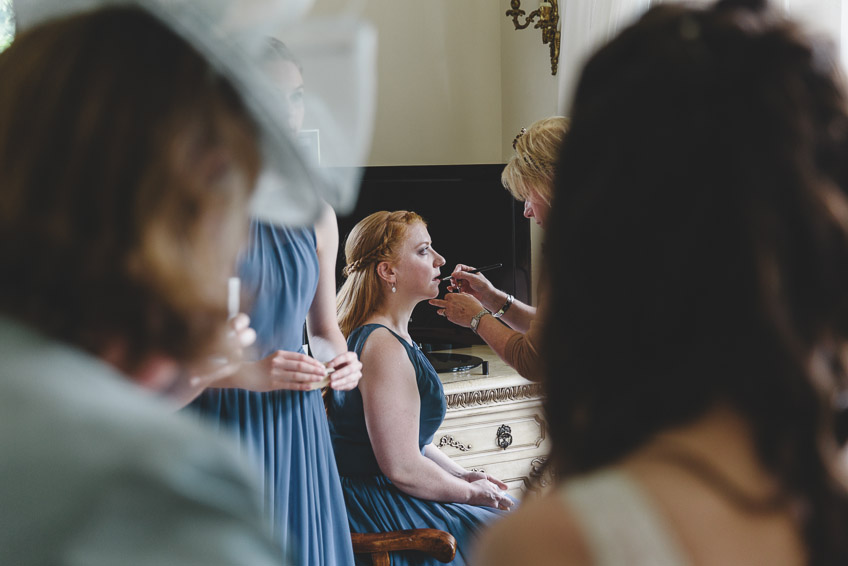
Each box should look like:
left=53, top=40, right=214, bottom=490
left=559, top=470, right=690, bottom=566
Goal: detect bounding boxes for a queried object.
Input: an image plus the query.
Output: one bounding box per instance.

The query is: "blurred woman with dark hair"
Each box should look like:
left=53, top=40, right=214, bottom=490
left=476, top=0, right=848, bottom=564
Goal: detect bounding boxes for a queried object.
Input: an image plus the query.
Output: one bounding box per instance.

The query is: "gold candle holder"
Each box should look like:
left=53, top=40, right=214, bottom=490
left=505, top=0, right=561, bottom=75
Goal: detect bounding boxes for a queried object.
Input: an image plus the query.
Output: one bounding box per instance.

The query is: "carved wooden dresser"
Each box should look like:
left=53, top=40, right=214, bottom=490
left=432, top=345, right=551, bottom=500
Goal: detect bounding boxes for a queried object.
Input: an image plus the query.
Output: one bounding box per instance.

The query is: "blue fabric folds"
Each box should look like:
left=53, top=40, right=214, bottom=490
left=329, top=324, right=507, bottom=565
left=189, top=221, right=354, bottom=566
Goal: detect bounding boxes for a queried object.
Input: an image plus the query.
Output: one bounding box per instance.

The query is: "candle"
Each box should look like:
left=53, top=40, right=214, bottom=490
left=227, top=277, right=240, bottom=320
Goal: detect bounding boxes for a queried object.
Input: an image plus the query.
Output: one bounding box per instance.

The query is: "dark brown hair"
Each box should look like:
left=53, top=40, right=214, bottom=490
left=544, top=0, right=848, bottom=562
left=0, top=6, right=260, bottom=370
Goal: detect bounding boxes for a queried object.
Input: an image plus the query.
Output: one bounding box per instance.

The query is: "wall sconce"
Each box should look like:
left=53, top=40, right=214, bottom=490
left=505, top=0, right=561, bottom=76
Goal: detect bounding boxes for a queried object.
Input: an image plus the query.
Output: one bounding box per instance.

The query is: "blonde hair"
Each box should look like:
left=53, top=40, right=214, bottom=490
left=501, top=116, right=570, bottom=205
left=337, top=210, right=425, bottom=336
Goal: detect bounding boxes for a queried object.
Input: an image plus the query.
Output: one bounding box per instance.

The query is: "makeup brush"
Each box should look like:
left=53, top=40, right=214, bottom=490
left=441, top=263, right=503, bottom=281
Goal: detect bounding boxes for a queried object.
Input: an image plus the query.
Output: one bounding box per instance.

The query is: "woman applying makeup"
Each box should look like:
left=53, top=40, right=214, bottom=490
left=430, top=116, right=568, bottom=381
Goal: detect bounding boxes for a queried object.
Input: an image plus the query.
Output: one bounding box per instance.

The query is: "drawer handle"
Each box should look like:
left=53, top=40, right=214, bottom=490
left=496, top=424, right=513, bottom=450
left=437, top=434, right=472, bottom=452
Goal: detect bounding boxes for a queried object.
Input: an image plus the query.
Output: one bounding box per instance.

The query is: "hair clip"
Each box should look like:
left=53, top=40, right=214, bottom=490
left=512, top=127, right=527, bottom=150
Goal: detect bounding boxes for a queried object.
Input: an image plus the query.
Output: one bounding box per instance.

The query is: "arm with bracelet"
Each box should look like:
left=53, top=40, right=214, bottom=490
left=486, top=290, right=536, bottom=333
left=429, top=270, right=545, bottom=381
left=468, top=300, right=544, bottom=382
left=446, top=265, right=536, bottom=333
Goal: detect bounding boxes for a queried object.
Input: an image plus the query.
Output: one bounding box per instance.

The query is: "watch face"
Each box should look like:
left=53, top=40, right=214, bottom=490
left=471, top=310, right=488, bottom=333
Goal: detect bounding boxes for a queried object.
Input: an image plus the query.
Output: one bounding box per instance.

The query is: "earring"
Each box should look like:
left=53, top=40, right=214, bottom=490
left=391, top=283, right=397, bottom=293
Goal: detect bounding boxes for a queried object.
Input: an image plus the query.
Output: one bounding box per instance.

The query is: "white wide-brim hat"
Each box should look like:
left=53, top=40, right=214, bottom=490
left=13, top=0, right=377, bottom=226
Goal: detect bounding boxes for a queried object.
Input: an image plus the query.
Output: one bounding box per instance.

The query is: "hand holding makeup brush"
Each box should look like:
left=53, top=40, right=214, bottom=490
left=445, top=263, right=503, bottom=307
left=429, top=291, right=487, bottom=329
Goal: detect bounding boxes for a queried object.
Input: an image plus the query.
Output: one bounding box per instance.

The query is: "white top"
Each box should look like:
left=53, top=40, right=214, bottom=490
left=559, top=469, right=691, bottom=566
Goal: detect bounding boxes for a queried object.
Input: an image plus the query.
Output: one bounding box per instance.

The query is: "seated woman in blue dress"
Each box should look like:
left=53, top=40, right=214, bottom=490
left=330, top=210, right=513, bottom=565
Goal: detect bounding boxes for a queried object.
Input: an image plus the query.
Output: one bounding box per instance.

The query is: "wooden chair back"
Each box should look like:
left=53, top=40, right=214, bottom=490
left=351, top=528, right=457, bottom=566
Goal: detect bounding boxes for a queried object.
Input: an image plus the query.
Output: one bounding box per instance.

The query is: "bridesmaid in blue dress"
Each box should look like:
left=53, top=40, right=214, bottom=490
left=188, top=41, right=362, bottom=566
left=331, top=211, right=513, bottom=566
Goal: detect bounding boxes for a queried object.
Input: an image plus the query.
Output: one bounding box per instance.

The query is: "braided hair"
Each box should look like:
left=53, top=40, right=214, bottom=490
left=336, top=210, right=424, bottom=336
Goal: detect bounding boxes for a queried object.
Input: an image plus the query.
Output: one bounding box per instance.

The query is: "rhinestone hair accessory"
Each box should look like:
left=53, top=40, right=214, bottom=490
left=512, top=125, right=550, bottom=170
left=512, top=127, right=527, bottom=150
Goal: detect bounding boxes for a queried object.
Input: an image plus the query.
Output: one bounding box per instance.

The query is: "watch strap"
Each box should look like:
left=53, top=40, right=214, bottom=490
left=470, top=309, right=491, bottom=334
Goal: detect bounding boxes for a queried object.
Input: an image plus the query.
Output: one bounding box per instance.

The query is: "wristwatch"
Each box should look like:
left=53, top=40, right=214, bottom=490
left=470, top=309, right=491, bottom=334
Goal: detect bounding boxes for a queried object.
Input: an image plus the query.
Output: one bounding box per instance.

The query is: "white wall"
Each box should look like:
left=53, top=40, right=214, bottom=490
left=356, top=1, right=504, bottom=166
left=311, top=0, right=558, bottom=166
left=310, top=0, right=562, bottom=302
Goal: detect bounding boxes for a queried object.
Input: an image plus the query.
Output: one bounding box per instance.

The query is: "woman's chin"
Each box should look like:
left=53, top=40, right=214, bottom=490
left=426, top=285, right=441, bottom=300
left=413, top=288, right=440, bottom=305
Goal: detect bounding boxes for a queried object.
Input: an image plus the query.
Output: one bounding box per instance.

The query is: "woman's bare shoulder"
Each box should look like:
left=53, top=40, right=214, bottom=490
left=358, top=326, right=415, bottom=383
left=359, top=326, right=406, bottom=360
left=471, top=489, right=592, bottom=566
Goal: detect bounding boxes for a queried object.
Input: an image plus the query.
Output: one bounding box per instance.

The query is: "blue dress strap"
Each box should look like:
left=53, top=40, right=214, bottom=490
left=348, top=323, right=417, bottom=364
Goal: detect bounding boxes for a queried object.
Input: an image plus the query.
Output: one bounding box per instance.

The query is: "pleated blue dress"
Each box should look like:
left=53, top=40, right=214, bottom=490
left=328, top=324, right=508, bottom=566
left=189, top=220, right=354, bottom=566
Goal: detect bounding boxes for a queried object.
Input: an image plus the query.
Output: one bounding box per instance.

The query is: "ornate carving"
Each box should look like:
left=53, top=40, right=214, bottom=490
left=523, top=456, right=554, bottom=493
left=530, top=457, right=549, bottom=482
left=444, top=383, right=543, bottom=409
left=437, top=435, right=472, bottom=452
left=496, top=424, right=513, bottom=449
left=505, top=0, right=561, bottom=75
left=533, top=413, right=547, bottom=447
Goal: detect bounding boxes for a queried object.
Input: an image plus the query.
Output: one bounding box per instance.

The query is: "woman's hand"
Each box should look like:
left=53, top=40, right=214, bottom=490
left=448, top=264, right=498, bottom=306
left=429, top=292, right=485, bottom=328
left=237, top=350, right=328, bottom=392
left=464, top=470, right=509, bottom=490
left=188, top=313, right=257, bottom=389
left=326, top=351, right=363, bottom=391
left=467, top=478, right=514, bottom=510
